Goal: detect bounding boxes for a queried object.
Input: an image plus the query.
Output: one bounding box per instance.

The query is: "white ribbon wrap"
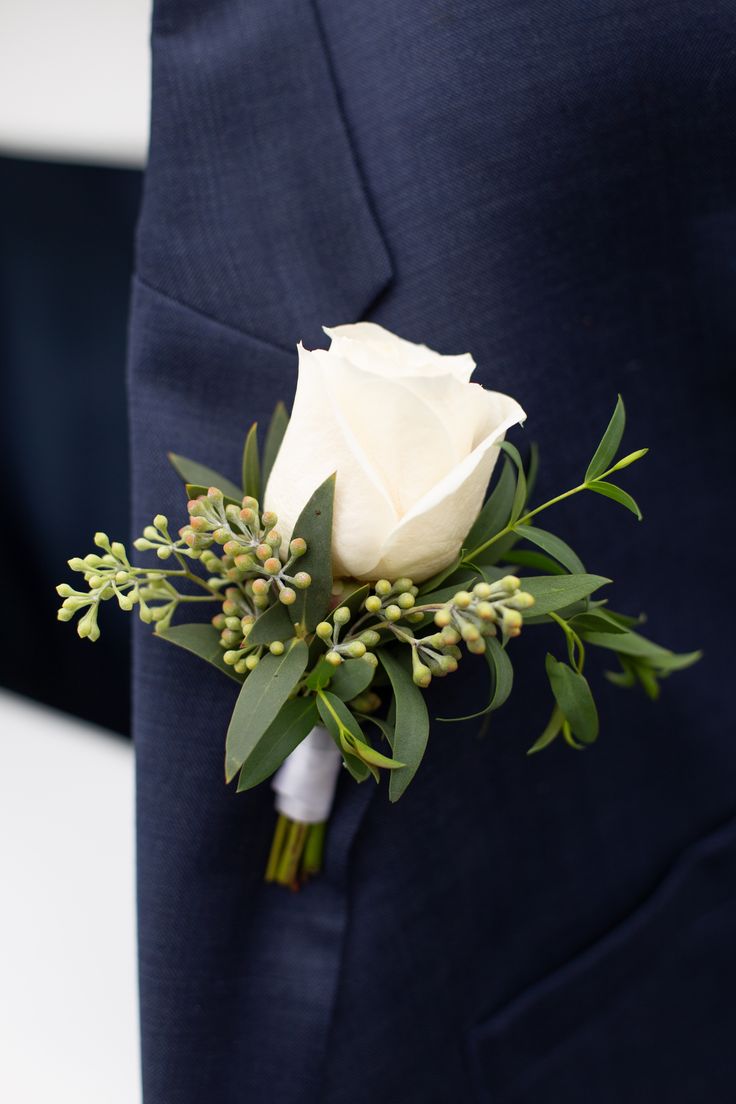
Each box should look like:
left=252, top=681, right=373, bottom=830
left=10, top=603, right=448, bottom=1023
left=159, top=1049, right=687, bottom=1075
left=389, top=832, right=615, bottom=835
left=271, top=726, right=342, bottom=824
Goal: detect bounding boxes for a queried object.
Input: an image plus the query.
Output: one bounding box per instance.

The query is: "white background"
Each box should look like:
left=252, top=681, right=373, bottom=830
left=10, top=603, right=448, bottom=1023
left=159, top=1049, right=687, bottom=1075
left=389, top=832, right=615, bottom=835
left=0, top=691, right=141, bottom=1103
left=0, top=0, right=151, bottom=167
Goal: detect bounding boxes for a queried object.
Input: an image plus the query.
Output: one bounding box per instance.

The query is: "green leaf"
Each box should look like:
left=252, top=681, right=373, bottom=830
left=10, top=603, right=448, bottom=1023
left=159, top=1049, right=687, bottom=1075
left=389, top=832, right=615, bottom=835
left=288, top=474, right=335, bottom=631
left=157, top=622, right=243, bottom=683
left=168, top=452, right=243, bottom=502
left=582, top=630, right=701, bottom=672
left=330, top=582, right=370, bottom=618
left=634, top=663, right=661, bottom=700
left=316, top=691, right=403, bottom=781
left=236, top=695, right=318, bottom=792
left=514, top=524, right=585, bottom=574
left=588, top=480, right=642, bottom=520
left=304, top=657, right=333, bottom=692
left=585, top=394, right=625, bottom=482
left=545, top=654, right=599, bottom=744
left=608, top=448, right=649, bottom=473
left=184, top=483, right=242, bottom=509
left=339, top=753, right=371, bottom=783
left=569, top=609, right=626, bottom=635
left=526, top=441, right=540, bottom=503
left=463, top=458, right=516, bottom=555
left=262, top=401, right=289, bottom=491
left=379, top=650, right=430, bottom=802
left=351, top=735, right=404, bottom=770
left=437, top=636, right=514, bottom=722
left=245, top=601, right=297, bottom=645
left=527, top=705, right=564, bottom=755
left=242, top=422, right=261, bottom=500
left=568, top=610, right=629, bottom=635
left=519, top=574, right=610, bottom=617
left=482, top=636, right=513, bottom=711
left=499, top=440, right=527, bottom=524
left=329, top=658, right=375, bottom=702
left=606, top=656, right=638, bottom=689
left=506, top=550, right=566, bottom=576
left=600, top=608, right=644, bottom=629
left=356, top=713, right=395, bottom=748
left=418, top=554, right=464, bottom=595
left=225, top=640, right=309, bottom=781
left=315, top=691, right=371, bottom=781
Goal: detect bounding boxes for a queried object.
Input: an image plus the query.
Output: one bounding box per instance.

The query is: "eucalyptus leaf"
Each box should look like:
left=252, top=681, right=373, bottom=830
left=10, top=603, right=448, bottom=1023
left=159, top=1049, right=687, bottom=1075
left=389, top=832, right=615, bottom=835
left=288, top=474, right=335, bottom=631
left=588, top=480, right=642, bottom=520
left=262, top=401, right=289, bottom=490
left=463, top=458, right=516, bottom=556
left=242, top=422, right=261, bottom=500
left=437, top=636, right=514, bottom=722
left=236, top=695, right=318, bottom=792
left=356, top=713, right=396, bottom=748
left=585, top=394, right=625, bottom=482
left=315, top=692, right=370, bottom=782
left=351, top=735, right=404, bottom=770
left=514, top=524, right=585, bottom=574
left=569, top=610, right=628, bottom=635
left=545, top=654, right=599, bottom=744
left=185, top=484, right=242, bottom=509
left=476, top=530, right=519, bottom=566
left=526, top=441, right=540, bottom=503
left=600, top=608, right=644, bottom=629
left=329, top=658, right=375, bottom=702
left=168, top=452, right=243, bottom=502
left=304, top=657, right=333, bottom=692
left=606, top=663, right=638, bottom=688
left=527, top=705, right=564, bottom=755
left=506, top=550, right=566, bottom=576
left=340, top=754, right=372, bottom=783
left=519, top=574, right=610, bottom=617
left=635, top=663, right=661, bottom=700
left=225, top=640, right=309, bottom=782
left=486, top=637, right=514, bottom=712
left=418, top=554, right=464, bottom=595
left=522, top=598, right=592, bottom=626
left=379, top=649, right=430, bottom=802
left=156, top=622, right=242, bottom=683
left=583, top=630, right=701, bottom=671
left=245, top=601, right=296, bottom=645
left=316, top=691, right=404, bottom=780
left=499, top=440, right=527, bottom=524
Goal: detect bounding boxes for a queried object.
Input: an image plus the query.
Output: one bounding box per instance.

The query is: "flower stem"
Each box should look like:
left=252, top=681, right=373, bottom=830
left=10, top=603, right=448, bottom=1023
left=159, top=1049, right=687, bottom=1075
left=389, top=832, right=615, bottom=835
left=463, top=459, right=628, bottom=565
left=302, top=822, right=326, bottom=877
left=264, top=816, right=327, bottom=887
left=276, top=820, right=308, bottom=888
left=265, top=814, right=289, bottom=882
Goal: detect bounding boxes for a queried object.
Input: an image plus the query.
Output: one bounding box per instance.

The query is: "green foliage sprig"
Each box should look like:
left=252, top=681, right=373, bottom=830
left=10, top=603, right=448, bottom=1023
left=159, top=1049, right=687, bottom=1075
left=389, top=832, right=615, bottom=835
left=57, top=397, right=700, bottom=805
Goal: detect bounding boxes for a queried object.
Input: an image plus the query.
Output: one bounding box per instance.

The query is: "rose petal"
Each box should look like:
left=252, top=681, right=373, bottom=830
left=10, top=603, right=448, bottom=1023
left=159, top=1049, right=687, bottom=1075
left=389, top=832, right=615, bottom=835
left=264, top=345, right=396, bottom=577
left=325, top=355, right=462, bottom=514
left=358, top=392, right=526, bottom=581
left=392, top=373, right=493, bottom=458
left=324, top=322, right=476, bottom=382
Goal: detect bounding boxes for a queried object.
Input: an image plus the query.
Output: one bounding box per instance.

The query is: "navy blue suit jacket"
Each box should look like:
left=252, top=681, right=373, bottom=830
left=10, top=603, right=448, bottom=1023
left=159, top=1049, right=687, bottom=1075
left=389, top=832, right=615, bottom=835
left=129, top=2, right=736, bottom=1100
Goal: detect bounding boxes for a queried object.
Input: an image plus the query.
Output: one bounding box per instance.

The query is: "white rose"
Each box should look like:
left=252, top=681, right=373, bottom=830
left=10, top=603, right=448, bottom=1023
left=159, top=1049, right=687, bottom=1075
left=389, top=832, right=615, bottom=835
left=264, top=323, right=525, bottom=582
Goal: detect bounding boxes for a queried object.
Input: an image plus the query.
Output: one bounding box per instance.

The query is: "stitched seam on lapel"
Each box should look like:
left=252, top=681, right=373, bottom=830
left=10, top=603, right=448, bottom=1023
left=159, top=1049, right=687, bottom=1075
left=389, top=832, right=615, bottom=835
left=309, top=0, right=395, bottom=306
left=132, top=273, right=295, bottom=356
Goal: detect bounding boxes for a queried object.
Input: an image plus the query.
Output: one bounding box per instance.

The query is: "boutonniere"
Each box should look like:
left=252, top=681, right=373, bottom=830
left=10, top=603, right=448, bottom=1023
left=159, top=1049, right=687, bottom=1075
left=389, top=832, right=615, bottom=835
left=57, top=324, right=699, bottom=888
